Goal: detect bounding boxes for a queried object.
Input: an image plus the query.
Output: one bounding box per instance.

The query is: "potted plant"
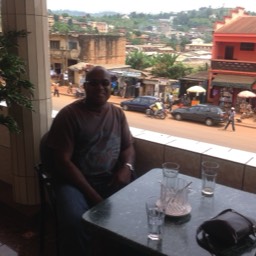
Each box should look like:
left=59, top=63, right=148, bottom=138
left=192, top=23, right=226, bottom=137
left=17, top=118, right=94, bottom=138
left=0, top=30, right=34, bottom=133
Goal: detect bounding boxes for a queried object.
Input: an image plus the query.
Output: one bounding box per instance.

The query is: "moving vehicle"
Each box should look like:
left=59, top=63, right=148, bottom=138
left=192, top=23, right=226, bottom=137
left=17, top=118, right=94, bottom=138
left=171, top=104, right=225, bottom=126
left=145, top=108, right=167, bottom=119
left=120, top=96, right=160, bottom=112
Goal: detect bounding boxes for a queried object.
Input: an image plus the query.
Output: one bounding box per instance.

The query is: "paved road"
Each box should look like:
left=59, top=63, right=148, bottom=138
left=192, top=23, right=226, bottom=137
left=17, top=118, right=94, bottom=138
left=52, top=94, right=256, bottom=153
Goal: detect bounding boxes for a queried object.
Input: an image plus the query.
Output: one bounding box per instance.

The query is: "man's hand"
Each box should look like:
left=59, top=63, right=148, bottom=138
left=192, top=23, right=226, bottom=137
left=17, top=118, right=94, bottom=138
left=109, top=166, right=132, bottom=189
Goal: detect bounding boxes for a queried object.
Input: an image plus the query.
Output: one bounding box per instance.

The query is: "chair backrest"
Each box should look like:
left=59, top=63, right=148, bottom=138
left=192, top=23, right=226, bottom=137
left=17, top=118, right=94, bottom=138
left=38, top=131, right=57, bottom=206
left=35, top=163, right=56, bottom=208
left=39, top=131, right=54, bottom=174
left=35, top=132, right=59, bottom=255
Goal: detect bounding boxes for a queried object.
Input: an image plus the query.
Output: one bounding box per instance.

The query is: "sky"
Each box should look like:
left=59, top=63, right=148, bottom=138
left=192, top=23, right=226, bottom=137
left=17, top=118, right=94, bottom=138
left=47, top=0, right=256, bottom=14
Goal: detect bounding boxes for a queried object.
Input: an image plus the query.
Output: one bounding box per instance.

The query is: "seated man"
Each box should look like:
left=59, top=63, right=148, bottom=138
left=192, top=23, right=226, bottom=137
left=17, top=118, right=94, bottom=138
left=46, top=66, right=135, bottom=256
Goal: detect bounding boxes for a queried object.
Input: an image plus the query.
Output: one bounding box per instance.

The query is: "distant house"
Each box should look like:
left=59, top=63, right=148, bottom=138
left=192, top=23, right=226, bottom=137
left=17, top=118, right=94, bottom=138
left=126, top=44, right=174, bottom=55
left=87, top=21, right=109, bottom=33
left=48, top=15, right=55, bottom=28
left=185, top=38, right=213, bottom=52
left=121, top=15, right=130, bottom=19
left=208, top=7, right=256, bottom=110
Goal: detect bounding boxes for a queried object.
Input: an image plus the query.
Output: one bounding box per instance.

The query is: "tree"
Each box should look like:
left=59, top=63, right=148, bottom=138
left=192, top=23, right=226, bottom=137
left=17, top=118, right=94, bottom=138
left=53, top=14, right=59, bottom=22
left=126, top=50, right=153, bottom=70
left=62, top=13, right=69, bottom=18
left=52, top=22, right=70, bottom=33
left=0, top=31, right=34, bottom=133
left=67, top=18, right=73, bottom=26
left=151, top=53, right=192, bottom=79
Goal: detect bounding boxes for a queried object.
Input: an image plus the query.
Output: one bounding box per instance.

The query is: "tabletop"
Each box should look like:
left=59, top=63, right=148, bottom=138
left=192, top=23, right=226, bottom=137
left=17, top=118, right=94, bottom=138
left=82, top=168, right=256, bottom=256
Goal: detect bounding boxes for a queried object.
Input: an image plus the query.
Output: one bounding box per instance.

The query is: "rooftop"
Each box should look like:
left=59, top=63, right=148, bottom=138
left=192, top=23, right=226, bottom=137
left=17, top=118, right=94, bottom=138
left=216, top=16, right=256, bottom=34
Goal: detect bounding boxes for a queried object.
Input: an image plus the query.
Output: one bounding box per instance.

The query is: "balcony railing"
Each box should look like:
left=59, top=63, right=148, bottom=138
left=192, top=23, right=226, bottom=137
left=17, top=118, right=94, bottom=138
left=211, top=59, right=256, bottom=73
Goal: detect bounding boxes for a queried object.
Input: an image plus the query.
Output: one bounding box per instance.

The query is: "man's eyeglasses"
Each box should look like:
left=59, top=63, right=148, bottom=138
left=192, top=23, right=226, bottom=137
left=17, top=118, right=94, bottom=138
left=86, top=79, right=110, bottom=87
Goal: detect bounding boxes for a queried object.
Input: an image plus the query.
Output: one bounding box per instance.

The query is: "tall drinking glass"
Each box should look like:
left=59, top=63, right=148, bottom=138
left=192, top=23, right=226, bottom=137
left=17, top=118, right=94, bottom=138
left=162, top=162, right=179, bottom=189
left=161, top=162, right=180, bottom=207
left=201, top=161, right=219, bottom=197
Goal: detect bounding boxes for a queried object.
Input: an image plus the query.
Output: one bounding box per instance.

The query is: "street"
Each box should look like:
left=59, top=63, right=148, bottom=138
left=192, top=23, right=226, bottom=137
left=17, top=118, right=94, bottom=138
left=52, top=95, right=256, bottom=153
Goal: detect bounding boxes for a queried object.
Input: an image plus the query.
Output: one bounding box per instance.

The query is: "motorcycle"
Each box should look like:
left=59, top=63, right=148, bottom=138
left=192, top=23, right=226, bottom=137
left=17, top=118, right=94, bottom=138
left=145, top=108, right=167, bottom=119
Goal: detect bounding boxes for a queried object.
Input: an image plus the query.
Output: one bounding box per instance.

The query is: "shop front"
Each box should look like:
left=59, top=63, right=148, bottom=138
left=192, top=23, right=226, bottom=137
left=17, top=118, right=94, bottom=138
left=210, top=74, right=256, bottom=112
left=179, top=71, right=208, bottom=104
left=109, top=69, right=146, bottom=98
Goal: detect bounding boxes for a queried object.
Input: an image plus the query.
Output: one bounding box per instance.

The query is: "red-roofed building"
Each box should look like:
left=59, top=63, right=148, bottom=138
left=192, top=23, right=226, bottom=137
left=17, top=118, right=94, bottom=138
left=208, top=7, right=256, bottom=110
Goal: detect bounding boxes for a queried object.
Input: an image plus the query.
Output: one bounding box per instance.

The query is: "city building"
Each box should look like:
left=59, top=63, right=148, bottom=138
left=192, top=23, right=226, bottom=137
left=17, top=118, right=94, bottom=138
left=50, top=32, right=126, bottom=84
left=208, top=7, right=256, bottom=110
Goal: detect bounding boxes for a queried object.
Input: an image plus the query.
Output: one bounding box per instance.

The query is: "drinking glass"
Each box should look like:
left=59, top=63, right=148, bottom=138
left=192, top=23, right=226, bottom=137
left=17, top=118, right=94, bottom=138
left=162, top=162, right=180, bottom=191
left=201, top=161, right=219, bottom=197
left=145, top=196, right=165, bottom=240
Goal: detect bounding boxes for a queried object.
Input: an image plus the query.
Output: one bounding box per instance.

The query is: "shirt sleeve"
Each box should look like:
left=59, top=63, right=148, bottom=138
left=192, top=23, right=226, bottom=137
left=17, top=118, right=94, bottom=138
left=47, top=105, right=76, bottom=154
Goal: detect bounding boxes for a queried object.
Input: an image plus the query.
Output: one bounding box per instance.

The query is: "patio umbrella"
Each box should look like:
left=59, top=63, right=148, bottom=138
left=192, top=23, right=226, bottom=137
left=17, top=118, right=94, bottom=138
left=186, top=85, right=206, bottom=93
left=237, top=90, right=256, bottom=98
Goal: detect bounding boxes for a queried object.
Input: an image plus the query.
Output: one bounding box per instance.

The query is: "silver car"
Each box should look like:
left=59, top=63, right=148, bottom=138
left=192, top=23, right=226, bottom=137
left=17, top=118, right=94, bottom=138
left=171, top=104, right=226, bottom=126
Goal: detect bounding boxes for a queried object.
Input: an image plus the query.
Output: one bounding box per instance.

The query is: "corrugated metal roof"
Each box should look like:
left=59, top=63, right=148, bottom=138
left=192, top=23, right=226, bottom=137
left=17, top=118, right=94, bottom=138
left=216, top=17, right=256, bottom=34
left=93, top=64, right=131, bottom=70
left=213, top=74, right=256, bottom=83
left=180, top=71, right=209, bottom=80
left=212, top=74, right=256, bottom=89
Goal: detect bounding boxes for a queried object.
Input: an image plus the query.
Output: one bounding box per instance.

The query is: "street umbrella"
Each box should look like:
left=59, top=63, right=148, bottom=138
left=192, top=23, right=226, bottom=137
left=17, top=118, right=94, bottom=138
left=237, top=90, right=256, bottom=98
left=187, top=85, right=206, bottom=93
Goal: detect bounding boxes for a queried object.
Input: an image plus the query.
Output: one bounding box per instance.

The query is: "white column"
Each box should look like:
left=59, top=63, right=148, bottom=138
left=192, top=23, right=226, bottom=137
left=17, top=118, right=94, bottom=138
left=1, top=0, right=52, bottom=204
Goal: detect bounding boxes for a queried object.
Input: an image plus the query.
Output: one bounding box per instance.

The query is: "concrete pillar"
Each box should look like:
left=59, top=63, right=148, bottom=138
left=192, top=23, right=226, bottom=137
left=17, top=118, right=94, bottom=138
left=1, top=0, right=52, bottom=204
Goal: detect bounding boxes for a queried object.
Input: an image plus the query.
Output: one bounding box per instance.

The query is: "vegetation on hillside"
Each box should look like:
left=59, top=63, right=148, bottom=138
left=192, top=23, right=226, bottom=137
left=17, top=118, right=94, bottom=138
left=126, top=50, right=208, bottom=79
left=49, top=7, right=256, bottom=35
left=48, top=7, right=252, bottom=79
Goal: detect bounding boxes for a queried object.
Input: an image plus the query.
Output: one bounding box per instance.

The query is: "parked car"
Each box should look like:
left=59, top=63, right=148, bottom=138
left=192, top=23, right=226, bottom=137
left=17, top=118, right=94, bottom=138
left=171, top=104, right=226, bottom=126
left=120, top=96, right=160, bottom=112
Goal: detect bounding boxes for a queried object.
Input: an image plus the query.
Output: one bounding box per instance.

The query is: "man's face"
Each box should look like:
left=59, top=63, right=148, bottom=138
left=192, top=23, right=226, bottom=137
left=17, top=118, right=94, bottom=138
left=85, top=68, right=111, bottom=106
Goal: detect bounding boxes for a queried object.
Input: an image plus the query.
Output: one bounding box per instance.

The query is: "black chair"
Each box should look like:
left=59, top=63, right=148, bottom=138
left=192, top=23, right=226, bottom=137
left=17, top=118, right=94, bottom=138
left=35, top=132, right=59, bottom=255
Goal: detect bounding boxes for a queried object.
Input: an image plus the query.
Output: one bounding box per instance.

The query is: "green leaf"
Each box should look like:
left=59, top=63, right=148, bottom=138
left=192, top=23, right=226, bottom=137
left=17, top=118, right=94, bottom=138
left=0, top=30, right=34, bottom=133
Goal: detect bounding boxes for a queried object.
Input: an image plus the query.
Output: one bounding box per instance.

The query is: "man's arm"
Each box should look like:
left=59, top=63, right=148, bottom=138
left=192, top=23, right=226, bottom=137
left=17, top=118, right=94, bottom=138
left=53, top=150, right=103, bottom=205
left=109, top=143, right=136, bottom=188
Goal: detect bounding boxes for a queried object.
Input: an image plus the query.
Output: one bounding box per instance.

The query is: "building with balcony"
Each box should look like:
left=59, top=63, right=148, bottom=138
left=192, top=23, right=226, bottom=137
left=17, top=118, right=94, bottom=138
left=50, top=33, right=80, bottom=75
left=50, top=33, right=126, bottom=84
left=208, top=7, right=256, bottom=110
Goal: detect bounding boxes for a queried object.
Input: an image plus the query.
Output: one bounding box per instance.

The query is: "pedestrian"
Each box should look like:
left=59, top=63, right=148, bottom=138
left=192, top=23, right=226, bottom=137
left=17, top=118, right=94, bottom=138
left=135, top=80, right=141, bottom=97
left=120, top=81, right=127, bottom=98
left=46, top=66, right=135, bottom=256
left=224, top=107, right=236, bottom=131
left=167, top=93, right=174, bottom=109
left=67, top=82, right=73, bottom=94
left=53, top=82, right=60, bottom=97
left=63, top=70, right=69, bottom=86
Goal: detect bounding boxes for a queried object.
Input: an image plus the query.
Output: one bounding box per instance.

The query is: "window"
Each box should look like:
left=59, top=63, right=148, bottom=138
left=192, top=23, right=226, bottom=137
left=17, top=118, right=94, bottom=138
left=141, top=98, right=148, bottom=104
left=50, top=40, right=60, bottom=49
left=200, top=107, right=209, bottom=112
left=240, top=43, right=254, bottom=51
left=133, top=98, right=140, bottom=103
left=149, top=99, right=156, bottom=104
left=69, top=41, right=78, bottom=50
